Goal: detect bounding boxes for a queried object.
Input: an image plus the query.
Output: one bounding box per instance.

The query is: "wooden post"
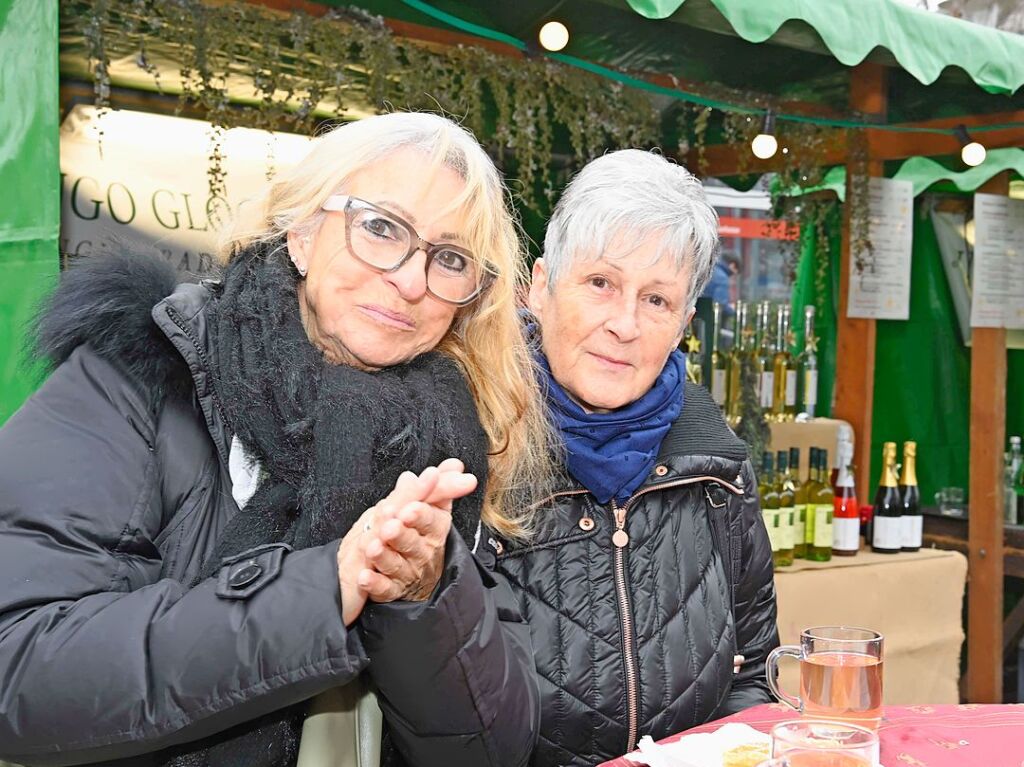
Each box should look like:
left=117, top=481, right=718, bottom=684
left=967, top=172, right=1010, bottom=703
left=834, top=63, right=886, bottom=503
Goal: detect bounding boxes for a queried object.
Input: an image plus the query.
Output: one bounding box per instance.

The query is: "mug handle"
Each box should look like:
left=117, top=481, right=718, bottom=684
left=765, top=645, right=802, bottom=711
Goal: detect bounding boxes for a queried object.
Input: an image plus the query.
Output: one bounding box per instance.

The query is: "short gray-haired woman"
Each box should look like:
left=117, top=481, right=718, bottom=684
left=0, top=112, right=551, bottom=767
left=491, top=149, right=779, bottom=766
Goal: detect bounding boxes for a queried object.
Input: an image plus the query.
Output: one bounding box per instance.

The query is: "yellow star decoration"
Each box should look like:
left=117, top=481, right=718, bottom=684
left=785, top=330, right=797, bottom=349
left=684, top=335, right=702, bottom=354
left=805, top=333, right=819, bottom=353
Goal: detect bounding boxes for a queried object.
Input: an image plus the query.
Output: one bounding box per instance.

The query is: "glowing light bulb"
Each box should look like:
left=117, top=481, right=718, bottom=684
left=751, top=133, right=778, bottom=160
left=538, top=21, right=569, bottom=52
left=961, top=141, right=986, bottom=167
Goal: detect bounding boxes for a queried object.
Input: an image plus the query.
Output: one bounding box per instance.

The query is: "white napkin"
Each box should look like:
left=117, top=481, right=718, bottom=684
left=623, top=723, right=770, bottom=767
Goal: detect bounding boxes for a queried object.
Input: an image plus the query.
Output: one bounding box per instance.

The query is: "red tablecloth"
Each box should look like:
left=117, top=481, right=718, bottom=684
left=599, top=703, right=1024, bottom=767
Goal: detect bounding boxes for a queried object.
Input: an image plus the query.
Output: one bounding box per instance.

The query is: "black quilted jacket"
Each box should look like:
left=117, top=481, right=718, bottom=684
left=490, top=383, right=779, bottom=766
left=0, top=253, right=538, bottom=767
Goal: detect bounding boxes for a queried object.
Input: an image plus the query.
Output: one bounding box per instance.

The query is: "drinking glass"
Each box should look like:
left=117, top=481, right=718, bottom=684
left=934, top=486, right=966, bottom=517
left=770, top=720, right=879, bottom=767
left=765, top=626, right=884, bottom=729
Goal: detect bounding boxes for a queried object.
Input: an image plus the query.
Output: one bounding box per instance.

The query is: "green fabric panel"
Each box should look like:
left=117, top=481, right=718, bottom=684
left=0, top=242, right=56, bottom=423
left=622, top=0, right=1024, bottom=94
left=1009, top=351, right=1024, bottom=445
left=0, top=0, right=60, bottom=424
left=790, top=204, right=841, bottom=419
left=870, top=208, right=970, bottom=504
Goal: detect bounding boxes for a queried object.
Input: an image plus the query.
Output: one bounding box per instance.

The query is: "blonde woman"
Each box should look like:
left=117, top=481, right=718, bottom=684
left=0, top=113, right=550, bottom=767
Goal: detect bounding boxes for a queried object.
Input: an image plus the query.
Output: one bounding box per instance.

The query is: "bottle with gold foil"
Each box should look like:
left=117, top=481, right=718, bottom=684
left=710, top=303, right=729, bottom=409
left=871, top=442, right=902, bottom=554
left=754, top=301, right=775, bottom=415
left=791, top=446, right=808, bottom=558
left=759, top=451, right=781, bottom=566
left=900, top=441, right=922, bottom=552
left=804, top=447, right=834, bottom=562
left=771, top=306, right=798, bottom=421
left=726, top=301, right=748, bottom=424
left=798, top=305, right=819, bottom=418
left=774, top=450, right=796, bottom=566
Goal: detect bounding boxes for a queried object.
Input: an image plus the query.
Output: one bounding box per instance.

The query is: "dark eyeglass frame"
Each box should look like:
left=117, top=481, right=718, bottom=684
left=321, top=194, right=497, bottom=307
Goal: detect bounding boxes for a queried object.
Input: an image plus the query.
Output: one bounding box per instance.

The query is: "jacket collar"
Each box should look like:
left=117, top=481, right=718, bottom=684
left=152, top=279, right=231, bottom=466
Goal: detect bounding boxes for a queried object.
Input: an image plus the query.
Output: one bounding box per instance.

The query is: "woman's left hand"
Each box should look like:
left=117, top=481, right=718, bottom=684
left=359, top=460, right=477, bottom=603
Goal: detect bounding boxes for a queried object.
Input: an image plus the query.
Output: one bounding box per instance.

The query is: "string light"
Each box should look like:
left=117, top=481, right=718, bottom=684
left=538, top=21, right=569, bottom=52
left=954, top=124, right=987, bottom=167
left=751, top=111, right=778, bottom=159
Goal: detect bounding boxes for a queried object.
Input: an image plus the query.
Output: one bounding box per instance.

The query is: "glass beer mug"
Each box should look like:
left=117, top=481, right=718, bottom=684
left=769, top=720, right=880, bottom=767
left=765, top=626, right=884, bottom=730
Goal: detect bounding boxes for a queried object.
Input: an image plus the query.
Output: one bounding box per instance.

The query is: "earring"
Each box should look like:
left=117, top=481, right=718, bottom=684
left=292, top=260, right=307, bottom=277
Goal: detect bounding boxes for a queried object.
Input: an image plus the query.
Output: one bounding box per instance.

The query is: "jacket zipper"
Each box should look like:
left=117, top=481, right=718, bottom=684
left=611, top=498, right=640, bottom=754
left=612, top=475, right=744, bottom=754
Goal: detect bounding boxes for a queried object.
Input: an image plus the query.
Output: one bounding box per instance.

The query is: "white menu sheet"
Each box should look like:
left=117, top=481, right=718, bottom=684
left=847, top=177, right=914, bottom=320
left=971, top=193, right=1024, bottom=329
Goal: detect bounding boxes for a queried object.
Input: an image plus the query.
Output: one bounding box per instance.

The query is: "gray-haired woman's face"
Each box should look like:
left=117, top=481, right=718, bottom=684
left=287, top=149, right=465, bottom=370
left=528, top=233, right=694, bottom=412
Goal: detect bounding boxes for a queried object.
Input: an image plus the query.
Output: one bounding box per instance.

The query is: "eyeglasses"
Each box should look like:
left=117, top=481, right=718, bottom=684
left=321, top=194, right=496, bottom=306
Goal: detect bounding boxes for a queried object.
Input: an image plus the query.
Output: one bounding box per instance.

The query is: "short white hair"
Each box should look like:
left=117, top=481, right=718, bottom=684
left=542, top=149, right=719, bottom=309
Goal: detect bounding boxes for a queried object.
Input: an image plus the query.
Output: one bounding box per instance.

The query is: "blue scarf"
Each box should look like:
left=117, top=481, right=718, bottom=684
left=537, top=346, right=686, bottom=505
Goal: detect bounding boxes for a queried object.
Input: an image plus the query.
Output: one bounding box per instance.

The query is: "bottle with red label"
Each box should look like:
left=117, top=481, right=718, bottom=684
left=832, top=439, right=859, bottom=556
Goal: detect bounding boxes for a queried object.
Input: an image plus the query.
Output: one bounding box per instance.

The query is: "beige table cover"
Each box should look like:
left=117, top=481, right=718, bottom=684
left=772, top=546, right=967, bottom=705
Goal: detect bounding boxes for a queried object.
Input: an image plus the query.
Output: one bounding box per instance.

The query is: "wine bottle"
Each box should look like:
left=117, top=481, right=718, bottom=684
left=806, top=447, right=834, bottom=562
left=832, top=439, right=859, bottom=556
left=775, top=450, right=795, bottom=566
left=871, top=442, right=902, bottom=554
left=725, top=300, right=748, bottom=424
left=771, top=305, right=798, bottom=422
left=899, top=441, right=922, bottom=552
left=759, top=451, right=781, bottom=566
left=792, top=446, right=808, bottom=559
left=754, top=301, right=775, bottom=416
left=1007, top=436, right=1022, bottom=525
left=710, top=302, right=728, bottom=409
left=799, top=305, right=818, bottom=418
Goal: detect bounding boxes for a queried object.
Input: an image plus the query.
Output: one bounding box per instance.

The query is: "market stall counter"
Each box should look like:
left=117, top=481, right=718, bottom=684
left=774, top=546, right=967, bottom=706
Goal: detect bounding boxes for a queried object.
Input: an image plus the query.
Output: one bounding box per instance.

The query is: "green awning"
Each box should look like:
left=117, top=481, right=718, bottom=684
left=622, top=0, right=1024, bottom=95
left=784, top=148, right=1024, bottom=201
left=343, top=1, right=1024, bottom=123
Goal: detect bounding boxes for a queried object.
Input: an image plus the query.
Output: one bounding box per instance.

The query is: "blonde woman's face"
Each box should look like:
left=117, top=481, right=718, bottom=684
left=288, top=149, right=466, bottom=370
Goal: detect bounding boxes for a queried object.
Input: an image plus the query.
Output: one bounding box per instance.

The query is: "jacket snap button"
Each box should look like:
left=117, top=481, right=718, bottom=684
left=229, top=561, right=262, bottom=589
left=654, top=465, right=669, bottom=476
left=579, top=517, right=595, bottom=531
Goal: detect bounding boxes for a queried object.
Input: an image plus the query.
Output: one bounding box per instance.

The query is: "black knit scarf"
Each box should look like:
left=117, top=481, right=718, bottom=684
left=162, top=240, right=488, bottom=767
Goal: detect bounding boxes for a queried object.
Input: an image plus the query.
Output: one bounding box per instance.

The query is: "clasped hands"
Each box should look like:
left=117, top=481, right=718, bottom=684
left=337, top=458, right=477, bottom=627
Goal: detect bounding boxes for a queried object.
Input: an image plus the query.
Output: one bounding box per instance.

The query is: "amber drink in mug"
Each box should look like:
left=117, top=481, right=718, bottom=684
left=765, top=626, right=883, bottom=730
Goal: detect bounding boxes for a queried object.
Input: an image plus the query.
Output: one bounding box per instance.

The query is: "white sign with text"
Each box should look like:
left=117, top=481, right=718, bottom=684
left=60, top=105, right=312, bottom=276
left=847, top=177, right=914, bottom=320
left=971, top=192, right=1024, bottom=329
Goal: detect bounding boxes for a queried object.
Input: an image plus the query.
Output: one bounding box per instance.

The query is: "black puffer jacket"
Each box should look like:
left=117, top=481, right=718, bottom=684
left=491, top=384, right=778, bottom=766
left=0, top=254, right=539, bottom=766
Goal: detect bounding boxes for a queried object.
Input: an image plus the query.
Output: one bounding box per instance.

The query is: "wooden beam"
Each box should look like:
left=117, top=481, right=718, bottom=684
left=833, top=62, right=885, bottom=504
left=967, top=171, right=1010, bottom=703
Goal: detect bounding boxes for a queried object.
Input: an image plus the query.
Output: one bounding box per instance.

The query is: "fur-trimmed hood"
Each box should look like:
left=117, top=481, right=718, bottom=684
left=35, top=251, right=209, bottom=409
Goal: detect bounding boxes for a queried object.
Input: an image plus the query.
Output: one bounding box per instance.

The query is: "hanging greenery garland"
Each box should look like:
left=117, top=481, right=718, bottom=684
left=64, top=0, right=663, bottom=207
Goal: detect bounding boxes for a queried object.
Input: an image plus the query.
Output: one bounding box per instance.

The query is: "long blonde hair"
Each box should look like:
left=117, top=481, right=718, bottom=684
left=220, top=112, right=553, bottom=538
